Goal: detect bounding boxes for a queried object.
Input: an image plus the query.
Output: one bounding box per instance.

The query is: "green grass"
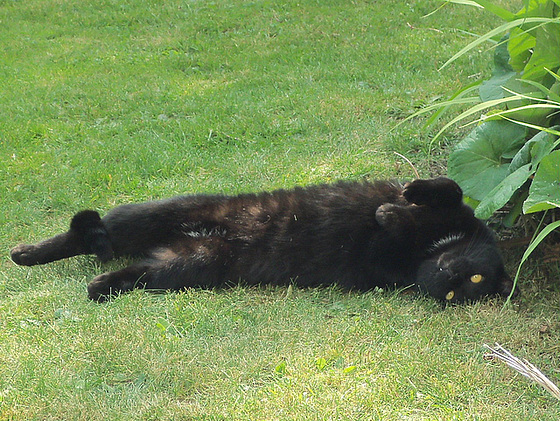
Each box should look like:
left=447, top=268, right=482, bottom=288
left=1, top=0, right=559, bottom=419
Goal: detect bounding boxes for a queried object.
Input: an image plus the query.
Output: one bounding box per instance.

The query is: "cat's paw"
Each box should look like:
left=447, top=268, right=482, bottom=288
left=10, top=244, right=40, bottom=266
left=375, top=204, right=400, bottom=227
left=87, top=273, right=113, bottom=302
left=403, top=177, right=462, bottom=208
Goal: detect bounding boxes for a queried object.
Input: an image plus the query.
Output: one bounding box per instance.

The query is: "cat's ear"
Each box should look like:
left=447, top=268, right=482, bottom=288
left=498, top=272, right=519, bottom=298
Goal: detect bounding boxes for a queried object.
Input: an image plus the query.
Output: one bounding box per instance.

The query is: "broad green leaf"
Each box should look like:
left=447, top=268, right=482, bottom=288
left=508, top=27, right=535, bottom=72
left=549, top=81, right=560, bottom=103
left=479, top=35, right=517, bottom=101
left=480, top=71, right=517, bottom=102
left=529, top=126, right=560, bottom=165
left=523, top=149, right=560, bottom=213
left=521, top=22, right=560, bottom=81
left=515, top=0, right=558, bottom=20
left=474, top=164, right=533, bottom=218
left=509, top=128, right=559, bottom=172
left=448, top=120, right=527, bottom=201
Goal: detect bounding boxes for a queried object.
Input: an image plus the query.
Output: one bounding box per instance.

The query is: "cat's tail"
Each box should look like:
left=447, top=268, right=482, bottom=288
left=11, top=210, right=114, bottom=266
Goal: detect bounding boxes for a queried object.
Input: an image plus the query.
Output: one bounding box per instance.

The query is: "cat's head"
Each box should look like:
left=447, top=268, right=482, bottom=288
left=415, top=233, right=516, bottom=303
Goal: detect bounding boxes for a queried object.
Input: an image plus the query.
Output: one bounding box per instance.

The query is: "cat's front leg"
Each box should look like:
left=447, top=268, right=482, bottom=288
left=403, top=177, right=463, bottom=208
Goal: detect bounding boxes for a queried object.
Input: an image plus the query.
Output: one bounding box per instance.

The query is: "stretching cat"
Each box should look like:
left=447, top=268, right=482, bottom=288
left=10, top=177, right=514, bottom=303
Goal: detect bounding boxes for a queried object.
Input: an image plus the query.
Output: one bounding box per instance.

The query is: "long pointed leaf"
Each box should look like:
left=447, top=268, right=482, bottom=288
left=391, top=97, right=480, bottom=131
left=499, top=116, right=560, bottom=136
left=430, top=95, right=525, bottom=145
left=546, top=68, right=560, bottom=82
left=485, top=103, right=560, bottom=119
left=424, top=82, right=481, bottom=128
left=514, top=79, right=560, bottom=102
left=501, top=86, right=560, bottom=105
left=443, top=0, right=483, bottom=7
left=470, top=0, right=516, bottom=21
left=508, top=219, right=560, bottom=304
left=440, top=17, right=560, bottom=71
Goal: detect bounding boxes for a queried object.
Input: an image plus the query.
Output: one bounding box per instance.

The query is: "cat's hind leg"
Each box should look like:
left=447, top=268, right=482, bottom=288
left=375, top=203, right=417, bottom=242
left=87, top=264, right=152, bottom=302
left=87, top=239, right=232, bottom=301
left=11, top=210, right=113, bottom=266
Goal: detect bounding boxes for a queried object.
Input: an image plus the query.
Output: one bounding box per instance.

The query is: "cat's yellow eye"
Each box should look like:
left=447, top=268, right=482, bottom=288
left=445, top=290, right=455, bottom=301
left=470, top=274, right=483, bottom=284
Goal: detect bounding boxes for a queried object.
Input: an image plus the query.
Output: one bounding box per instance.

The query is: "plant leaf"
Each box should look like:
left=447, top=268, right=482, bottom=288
left=470, top=0, right=516, bottom=21
left=474, top=164, right=533, bottom=219
left=430, top=94, right=525, bottom=145
left=508, top=27, right=536, bottom=72
left=499, top=115, right=560, bottom=136
left=391, top=96, right=480, bottom=131
left=448, top=120, right=527, bottom=201
left=439, top=17, right=558, bottom=71
left=523, top=149, right=560, bottom=213
left=521, top=21, right=560, bottom=81
left=509, top=128, right=559, bottom=172
left=509, top=219, right=560, bottom=304
left=479, top=34, right=518, bottom=101
left=443, top=0, right=484, bottom=7
left=424, top=82, right=481, bottom=128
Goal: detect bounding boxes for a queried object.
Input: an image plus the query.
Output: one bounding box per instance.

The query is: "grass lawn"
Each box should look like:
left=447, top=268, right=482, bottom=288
left=1, top=0, right=559, bottom=419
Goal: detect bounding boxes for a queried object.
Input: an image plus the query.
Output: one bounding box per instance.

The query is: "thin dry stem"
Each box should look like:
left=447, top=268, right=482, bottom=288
left=484, top=343, right=560, bottom=400
left=393, top=152, right=420, bottom=179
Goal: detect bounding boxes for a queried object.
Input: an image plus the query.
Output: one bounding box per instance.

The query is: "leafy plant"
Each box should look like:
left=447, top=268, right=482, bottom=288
left=414, top=0, right=560, bottom=299
left=430, top=0, right=560, bottom=224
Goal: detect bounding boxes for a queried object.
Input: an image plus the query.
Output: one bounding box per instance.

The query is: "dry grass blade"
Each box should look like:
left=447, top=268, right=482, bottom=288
left=393, top=152, right=420, bottom=179
left=483, top=343, right=560, bottom=400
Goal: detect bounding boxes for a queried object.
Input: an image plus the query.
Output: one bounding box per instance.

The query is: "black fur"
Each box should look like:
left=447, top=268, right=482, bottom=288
left=10, top=177, right=515, bottom=303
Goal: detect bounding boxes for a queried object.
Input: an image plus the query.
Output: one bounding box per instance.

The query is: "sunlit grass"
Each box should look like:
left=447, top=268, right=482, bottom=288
left=1, top=0, right=559, bottom=419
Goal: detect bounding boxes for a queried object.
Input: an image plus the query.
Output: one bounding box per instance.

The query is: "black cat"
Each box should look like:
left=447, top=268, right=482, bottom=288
left=10, top=177, right=514, bottom=303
